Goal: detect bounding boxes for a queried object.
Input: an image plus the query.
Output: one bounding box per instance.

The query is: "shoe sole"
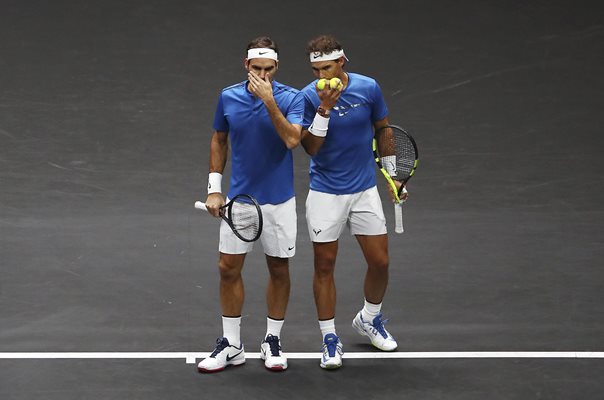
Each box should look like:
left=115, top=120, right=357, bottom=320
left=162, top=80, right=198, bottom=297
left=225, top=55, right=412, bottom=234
left=352, top=318, right=398, bottom=352
left=260, top=349, right=288, bottom=371
left=265, top=364, right=287, bottom=371
left=320, top=363, right=342, bottom=370
left=197, top=359, right=246, bottom=373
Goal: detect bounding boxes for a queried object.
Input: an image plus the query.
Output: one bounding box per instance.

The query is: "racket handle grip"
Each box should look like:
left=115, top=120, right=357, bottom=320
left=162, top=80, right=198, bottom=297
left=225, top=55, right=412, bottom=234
left=194, top=201, right=208, bottom=211
left=394, top=202, right=404, bottom=234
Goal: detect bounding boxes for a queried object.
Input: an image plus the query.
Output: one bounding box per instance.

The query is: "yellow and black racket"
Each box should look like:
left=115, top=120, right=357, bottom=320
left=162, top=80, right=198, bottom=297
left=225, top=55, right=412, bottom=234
left=374, top=124, right=419, bottom=233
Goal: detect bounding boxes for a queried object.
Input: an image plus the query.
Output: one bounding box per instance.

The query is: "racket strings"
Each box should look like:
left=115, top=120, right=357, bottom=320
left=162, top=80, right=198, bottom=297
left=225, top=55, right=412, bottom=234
left=230, top=201, right=261, bottom=241
left=376, top=125, right=418, bottom=180
left=394, top=134, right=416, bottom=180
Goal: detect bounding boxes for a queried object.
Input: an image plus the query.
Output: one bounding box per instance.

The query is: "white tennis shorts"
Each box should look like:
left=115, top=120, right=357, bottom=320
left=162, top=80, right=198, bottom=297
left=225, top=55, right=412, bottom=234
left=305, top=186, right=387, bottom=243
left=219, top=196, right=297, bottom=258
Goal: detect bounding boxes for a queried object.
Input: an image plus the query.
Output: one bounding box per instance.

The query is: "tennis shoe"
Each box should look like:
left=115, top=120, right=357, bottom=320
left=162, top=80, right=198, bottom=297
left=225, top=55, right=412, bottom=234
left=320, top=333, right=343, bottom=369
left=260, top=334, right=288, bottom=371
left=197, top=337, right=245, bottom=373
left=352, top=312, right=398, bottom=351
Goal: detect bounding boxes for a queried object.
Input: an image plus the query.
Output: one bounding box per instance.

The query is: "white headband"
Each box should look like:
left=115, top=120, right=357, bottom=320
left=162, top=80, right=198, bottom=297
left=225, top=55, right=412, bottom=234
left=309, top=49, right=349, bottom=62
left=247, top=48, right=279, bottom=61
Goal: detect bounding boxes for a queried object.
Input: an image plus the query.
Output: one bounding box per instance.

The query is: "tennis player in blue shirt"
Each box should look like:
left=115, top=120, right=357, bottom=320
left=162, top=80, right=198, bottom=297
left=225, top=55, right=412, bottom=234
left=197, top=36, right=303, bottom=373
left=301, top=35, right=404, bottom=369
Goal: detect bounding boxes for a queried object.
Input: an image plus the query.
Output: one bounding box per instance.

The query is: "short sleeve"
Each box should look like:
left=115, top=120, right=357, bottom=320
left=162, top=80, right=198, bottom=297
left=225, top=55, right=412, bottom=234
left=302, top=90, right=318, bottom=129
left=371, top=81, right=388, bottom=122
left=212, top=92, right=229, bottom=132
left=286, top=91, right=305, bottom=126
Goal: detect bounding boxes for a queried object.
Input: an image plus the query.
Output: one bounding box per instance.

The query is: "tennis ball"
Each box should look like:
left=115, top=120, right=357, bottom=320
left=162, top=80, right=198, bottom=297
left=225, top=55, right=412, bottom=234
left=316, top=78, right=328, bottom=90
left=329, top=77, right=343, bottom=90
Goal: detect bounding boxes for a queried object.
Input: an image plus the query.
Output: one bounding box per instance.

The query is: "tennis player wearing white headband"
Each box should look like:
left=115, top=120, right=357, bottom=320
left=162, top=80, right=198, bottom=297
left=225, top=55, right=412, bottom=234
left=300, top=34, right=404, bottom=369
left=198, top=36, right=303, bottom=373
left=247, top=47, right=279, bottom=61
left=309, top=48, right=349, bottom=62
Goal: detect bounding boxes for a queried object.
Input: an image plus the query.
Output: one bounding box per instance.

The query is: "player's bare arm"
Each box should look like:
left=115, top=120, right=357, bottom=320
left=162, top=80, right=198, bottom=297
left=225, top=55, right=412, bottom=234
left=206, top=130, right=228, bottom=217
left=301, top=83, right=342, bottom=156
left=248, top=70, right=301, bottom=149
left=374, top=118, right=407, bottom=201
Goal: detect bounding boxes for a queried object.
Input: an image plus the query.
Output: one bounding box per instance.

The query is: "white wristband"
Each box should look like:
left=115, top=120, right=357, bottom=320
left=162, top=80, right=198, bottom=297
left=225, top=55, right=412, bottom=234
left=308, top=113, right=329, bottom=137
left=207, top=172, right=222, bottom=194
left=381, top=155, right=397, bottom=176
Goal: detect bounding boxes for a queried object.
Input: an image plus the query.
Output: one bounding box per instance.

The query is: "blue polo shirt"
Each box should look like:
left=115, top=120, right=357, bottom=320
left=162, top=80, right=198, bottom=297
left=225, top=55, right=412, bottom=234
left=301, top=72, right=388, bottom=194
left=213, top=80, right=304, bottom=204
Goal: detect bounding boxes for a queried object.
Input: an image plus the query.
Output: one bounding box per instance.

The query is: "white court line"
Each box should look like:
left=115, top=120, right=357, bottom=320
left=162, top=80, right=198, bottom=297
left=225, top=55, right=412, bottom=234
left=1, top=352, right=603, bottom=364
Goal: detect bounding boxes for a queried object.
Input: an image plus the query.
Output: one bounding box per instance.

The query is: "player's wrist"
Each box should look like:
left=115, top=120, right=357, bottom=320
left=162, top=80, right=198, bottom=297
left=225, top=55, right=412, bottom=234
left=381, top=155, right=397, bottom=177
left=317, top=105, right=331, bottom=117
left=309, top=111, right=330, bottom=137
left=207, top=172, right=222, bottom=194
left=262, top=95, right=276, bottom=108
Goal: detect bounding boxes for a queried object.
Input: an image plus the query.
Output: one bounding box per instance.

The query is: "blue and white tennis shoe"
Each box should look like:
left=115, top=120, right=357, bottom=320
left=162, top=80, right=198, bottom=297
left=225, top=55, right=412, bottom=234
left=320, top=333, right=343, bottom=369
left=352, top=312, right=398, bottom=351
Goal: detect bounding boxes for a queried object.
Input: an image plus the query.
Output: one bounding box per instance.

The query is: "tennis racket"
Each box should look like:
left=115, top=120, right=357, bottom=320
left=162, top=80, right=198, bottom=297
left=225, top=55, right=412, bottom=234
left=195, top=194, right=263, bottom=242
left=374, top=124, right=419, bottom=233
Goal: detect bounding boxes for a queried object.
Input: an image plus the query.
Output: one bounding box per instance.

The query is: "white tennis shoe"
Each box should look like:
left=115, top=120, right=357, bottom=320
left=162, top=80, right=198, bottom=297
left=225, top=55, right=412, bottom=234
left=352, top=312, right=398, bottom=351
left=320, top=333, right=343, bottom=369
left=197, top=337, right=245, bottom=373
left=260, top=334, right=288, bottom=371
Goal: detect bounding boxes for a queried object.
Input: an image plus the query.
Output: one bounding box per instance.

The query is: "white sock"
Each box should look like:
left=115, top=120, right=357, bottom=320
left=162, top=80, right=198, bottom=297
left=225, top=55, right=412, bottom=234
left=265, top=317, right=284, bottom=339
left=319, top=318, right=336, bottom=340
left=361, top=299, right=382, bottom=322
left=222, top=316, right=241, bottom=346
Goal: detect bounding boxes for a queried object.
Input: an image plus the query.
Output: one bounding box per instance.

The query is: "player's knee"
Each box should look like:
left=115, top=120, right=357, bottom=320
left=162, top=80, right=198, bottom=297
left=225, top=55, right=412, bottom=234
left=368, top=257, right=389, bottom=273
left=218, top=260, right=241, bottom=282
left=314, top=260, right=336, bottom=278
left=267, top=262, right=289, bottom=280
